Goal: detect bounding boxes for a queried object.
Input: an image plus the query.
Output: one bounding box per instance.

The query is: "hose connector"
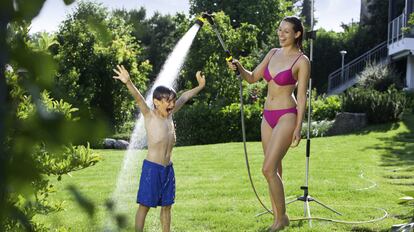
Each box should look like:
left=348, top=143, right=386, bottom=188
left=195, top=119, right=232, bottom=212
left=225, top=50, right=233, bottom=62
left=194, top=16, right=206, bottom=27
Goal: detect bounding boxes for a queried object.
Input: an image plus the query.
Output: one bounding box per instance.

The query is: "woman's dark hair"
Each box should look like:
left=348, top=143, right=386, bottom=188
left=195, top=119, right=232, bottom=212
left=153, top=86, right=177, bottom=101
left=282, top=16, right=304, bottom=51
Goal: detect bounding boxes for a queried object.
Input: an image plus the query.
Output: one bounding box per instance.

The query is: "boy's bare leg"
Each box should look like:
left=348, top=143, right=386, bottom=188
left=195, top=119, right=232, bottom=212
left=135, top=205, right=150, bottom=232
left=160, top=205, right=172, bottom=232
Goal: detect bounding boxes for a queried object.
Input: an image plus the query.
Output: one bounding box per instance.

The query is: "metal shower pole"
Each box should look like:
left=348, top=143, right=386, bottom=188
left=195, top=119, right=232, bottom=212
left=284, top=0, right=342, bottom=226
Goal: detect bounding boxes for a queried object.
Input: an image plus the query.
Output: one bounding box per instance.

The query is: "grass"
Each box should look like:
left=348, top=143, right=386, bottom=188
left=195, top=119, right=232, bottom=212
left=35, top=114, right=414, bottom=231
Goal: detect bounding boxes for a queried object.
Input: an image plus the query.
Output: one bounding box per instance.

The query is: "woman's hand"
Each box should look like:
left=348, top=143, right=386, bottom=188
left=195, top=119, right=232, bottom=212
left=195, top=71, right=206, bottom=88
left=113, top=65, right=131, bottom=84
left=227, top=59, right=240, bottom=72
left=290, top=127, right=302, bottom=148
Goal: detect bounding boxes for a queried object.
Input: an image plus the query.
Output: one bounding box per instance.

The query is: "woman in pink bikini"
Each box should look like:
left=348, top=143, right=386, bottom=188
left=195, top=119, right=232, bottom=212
left=228, top=16, right=310, bottom=231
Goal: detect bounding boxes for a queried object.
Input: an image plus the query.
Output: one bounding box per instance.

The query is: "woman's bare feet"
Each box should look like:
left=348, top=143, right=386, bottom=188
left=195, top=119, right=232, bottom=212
left=269, top=214, right=289, bottom=231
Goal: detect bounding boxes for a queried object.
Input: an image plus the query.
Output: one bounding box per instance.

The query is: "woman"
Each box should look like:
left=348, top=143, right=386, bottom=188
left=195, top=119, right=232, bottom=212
left=228, top=16, right=310, bottom=231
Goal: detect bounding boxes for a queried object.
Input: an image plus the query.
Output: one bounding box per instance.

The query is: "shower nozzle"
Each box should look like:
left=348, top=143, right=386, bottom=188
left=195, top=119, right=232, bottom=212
left=201, top=12, right=215, bottom=25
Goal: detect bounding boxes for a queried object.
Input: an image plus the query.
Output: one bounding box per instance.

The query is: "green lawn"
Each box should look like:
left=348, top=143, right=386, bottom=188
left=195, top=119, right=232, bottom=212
left=35, top=114, right=414, bottom=231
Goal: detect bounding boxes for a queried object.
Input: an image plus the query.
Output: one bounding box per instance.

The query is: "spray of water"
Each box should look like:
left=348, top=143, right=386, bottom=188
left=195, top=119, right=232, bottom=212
left=106, top=24, right=201, bottom=227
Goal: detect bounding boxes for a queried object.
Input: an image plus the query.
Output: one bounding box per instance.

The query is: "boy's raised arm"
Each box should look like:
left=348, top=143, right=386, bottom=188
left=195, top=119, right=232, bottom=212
left=173, top=71, right=205, bottom=113
left=113, top=65, right=150, bottom=116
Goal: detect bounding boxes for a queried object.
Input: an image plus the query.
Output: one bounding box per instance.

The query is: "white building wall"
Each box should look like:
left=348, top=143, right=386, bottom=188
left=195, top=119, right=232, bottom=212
left=407, top=54, right=414, bottom=89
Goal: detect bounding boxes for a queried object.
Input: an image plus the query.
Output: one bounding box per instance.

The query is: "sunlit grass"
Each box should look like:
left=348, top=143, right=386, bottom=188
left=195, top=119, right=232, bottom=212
left=35, top=114, right=414, bottom=231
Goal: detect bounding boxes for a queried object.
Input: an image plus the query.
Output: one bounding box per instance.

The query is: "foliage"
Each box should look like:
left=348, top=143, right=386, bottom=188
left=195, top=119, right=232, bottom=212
left=4, top=67, right=102, bottom=231
left=176, top=12, right=261, bottom=106
left=342, top=86, right=407, bottom=124
left=174, top=102, right=262, bottom=145
left=357, top=62, right=403, bottom=92
left=300, top=0, right=313, bottom=29
left=405, top=90, right=414, bottom=114
left=189, top=0, right=294, bottom=46
left=402, top=12, right=414, bottom=34
left=114, top=8, right=181, bottom=82
left=359, top=0, right=391, bottom=46
left=0, top=2, right=113, bottom=230
left=301, top=120, right=334, bottom=138
left=310, top=92, right=341, bottom=121
left=29, top=32, right=59, bottom=52
left=54, top=2, right=152, bottom=131
left=409, top=12, right=414, bottom=26
left=311, top=28, right=343, bottom=92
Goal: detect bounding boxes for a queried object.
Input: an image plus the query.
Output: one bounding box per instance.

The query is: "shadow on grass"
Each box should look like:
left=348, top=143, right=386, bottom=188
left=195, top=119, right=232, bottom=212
left=326, top=115, right=401, bottom=138
left=358, top=114, right=414, bottom=169
left=377, top=113, right=414, bottom=168
left=368, top=113, right=414, bottom=224
left=355, top=121, right=401, bottom=135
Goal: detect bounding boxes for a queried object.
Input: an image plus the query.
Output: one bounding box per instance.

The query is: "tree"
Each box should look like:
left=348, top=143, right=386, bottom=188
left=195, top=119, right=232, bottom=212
left=189, top=0, right=294, bottom=46
left=175, top=12, right=260, bottom=106
left=359, top=0, right=405, bottom=48
left=114, top=9, right=184, bottom=83
left=54, top=2, right=151, bottom=131
left=311, top=28, right=343, bottom=92
left=2, top=18, right=105, bottom=230
left=300, top=0, right=312, bottom=29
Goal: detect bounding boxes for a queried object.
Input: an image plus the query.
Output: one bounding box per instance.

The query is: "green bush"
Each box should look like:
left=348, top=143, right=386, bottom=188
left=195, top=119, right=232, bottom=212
left=342, top=86, right=406, bottom=124
left=301, top=120, right=334, bottom=138
left=357, top=62, right=403, bottom=92
left=311, top=94, right=341, bottom=121
left=405, top=90, right=414, bottom=114
left=174, top=102, right=262, bottom=146
left=5, top=68, right=102, bottom=230
left=174, top=98, right=338, bottom=146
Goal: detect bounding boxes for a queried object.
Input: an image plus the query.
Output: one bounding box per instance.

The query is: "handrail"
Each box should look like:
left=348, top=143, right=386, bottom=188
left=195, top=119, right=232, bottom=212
left=388, top=13, right=406, bottom=45
left=327, top=41, right=388, bottom=94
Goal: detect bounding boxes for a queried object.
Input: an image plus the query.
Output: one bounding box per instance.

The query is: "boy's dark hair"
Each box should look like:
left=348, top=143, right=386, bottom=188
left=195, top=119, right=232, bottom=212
left=153, top=86, right=177, bottom=101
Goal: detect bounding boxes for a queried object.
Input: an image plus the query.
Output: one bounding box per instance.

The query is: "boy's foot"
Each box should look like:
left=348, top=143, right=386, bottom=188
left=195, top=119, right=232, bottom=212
left=269, top=214, right=289, bottom=232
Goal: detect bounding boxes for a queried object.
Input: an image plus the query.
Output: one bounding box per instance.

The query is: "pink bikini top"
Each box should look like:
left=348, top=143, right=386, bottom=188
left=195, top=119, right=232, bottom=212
left=263, top=49, right=303, bottom=86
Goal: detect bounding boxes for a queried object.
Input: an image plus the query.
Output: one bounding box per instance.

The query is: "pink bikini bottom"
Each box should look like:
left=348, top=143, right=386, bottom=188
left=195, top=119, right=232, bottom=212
left=263, top=107, right=297, bottom=129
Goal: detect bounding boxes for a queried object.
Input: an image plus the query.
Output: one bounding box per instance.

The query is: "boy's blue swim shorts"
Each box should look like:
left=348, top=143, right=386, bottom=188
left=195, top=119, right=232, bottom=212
left=137, top=159, right=175, bottom=207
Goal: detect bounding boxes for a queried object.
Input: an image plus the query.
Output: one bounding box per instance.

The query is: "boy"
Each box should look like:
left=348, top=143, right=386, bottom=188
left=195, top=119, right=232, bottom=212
left=113, top=65, right=205, bottom=232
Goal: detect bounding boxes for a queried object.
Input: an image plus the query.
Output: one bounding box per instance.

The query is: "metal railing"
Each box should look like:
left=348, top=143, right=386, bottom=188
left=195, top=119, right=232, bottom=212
left=388, top=13, right=406, bottom=45
left=327, top=41, right=389, bottom=94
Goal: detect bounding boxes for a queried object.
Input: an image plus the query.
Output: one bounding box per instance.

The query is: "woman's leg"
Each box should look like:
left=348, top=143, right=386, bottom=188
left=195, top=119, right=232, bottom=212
left=261, top=119, right=278, bottom=222
left=278, top=162, right=282, bottom=179
left=262, top=114, right=296, bottom=230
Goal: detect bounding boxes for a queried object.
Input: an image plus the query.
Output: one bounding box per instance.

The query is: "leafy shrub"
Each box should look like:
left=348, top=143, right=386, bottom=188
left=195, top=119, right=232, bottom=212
left=174, top=102, right=262, bottom=146
left=311, top=94, right=341, bottom=121
left=342, top=86, right=406, bottom=123
left=301, top=120, right=334, bottom=138
left=175, top=101, right=335, bottom=146
left=5, top=67, right=102, bottom=230
left=357, top=62, right=403, bottom=92
left=405, top=90, right=414, bottom=114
